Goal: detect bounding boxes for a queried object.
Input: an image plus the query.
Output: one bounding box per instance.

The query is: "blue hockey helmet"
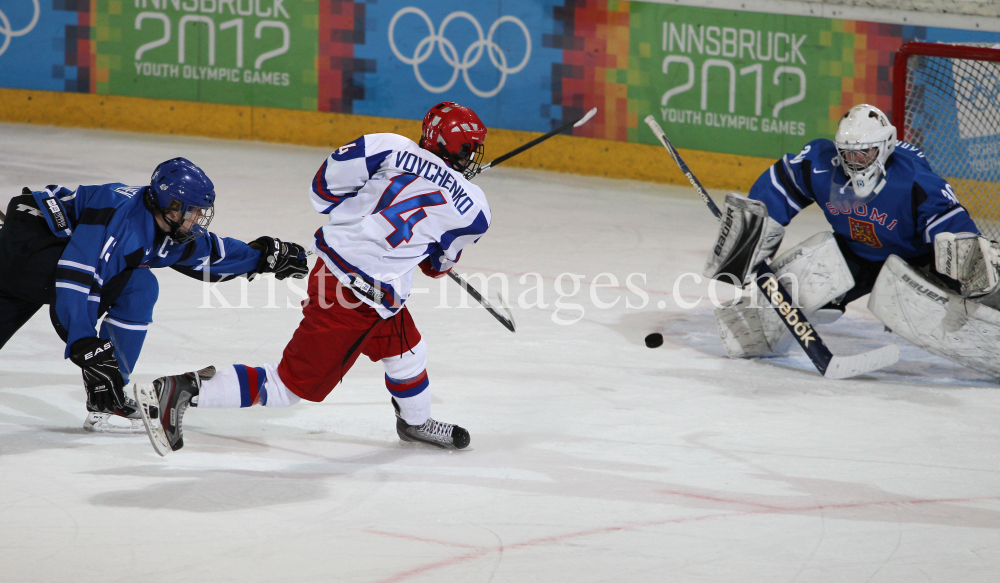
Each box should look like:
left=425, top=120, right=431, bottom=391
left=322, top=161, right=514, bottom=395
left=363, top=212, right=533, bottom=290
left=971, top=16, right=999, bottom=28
left=148, top=157, right=215, bottom=243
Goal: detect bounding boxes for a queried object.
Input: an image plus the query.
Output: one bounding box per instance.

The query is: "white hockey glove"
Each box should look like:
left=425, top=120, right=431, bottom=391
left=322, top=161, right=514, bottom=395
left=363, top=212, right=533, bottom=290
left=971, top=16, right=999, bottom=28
left=703, top=193, right=784, bottom=285
left=934, top=232, right=1000, bottom=297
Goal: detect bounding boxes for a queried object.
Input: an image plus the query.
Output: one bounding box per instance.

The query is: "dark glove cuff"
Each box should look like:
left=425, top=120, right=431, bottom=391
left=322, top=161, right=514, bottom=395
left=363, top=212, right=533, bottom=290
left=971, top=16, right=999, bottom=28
left=249, top=236, right=277, bottom=274
left=69, top=337, right=116, bottom=368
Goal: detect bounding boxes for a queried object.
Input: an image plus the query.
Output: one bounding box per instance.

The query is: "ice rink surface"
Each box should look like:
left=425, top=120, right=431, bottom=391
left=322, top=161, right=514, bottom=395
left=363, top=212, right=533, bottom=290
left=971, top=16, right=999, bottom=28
left=1, top=123, right=999, bottom=583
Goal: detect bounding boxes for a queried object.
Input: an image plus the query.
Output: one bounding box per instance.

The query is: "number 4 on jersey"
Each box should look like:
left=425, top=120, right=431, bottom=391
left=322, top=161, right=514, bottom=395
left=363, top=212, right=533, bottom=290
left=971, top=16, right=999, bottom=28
left=375, top=174, right=447, bottom=248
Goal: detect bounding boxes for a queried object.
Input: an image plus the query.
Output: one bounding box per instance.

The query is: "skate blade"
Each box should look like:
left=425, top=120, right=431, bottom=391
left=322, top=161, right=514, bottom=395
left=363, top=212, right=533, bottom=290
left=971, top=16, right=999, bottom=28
left=83, top=413, right=146, bottom=434
left=133, top=383, right=171, bottom=456
left=397, top=438, right=472, bottom=452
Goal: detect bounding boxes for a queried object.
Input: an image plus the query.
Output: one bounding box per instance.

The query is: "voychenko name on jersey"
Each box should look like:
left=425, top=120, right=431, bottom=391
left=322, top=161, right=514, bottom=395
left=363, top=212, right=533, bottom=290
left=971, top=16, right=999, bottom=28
left=394, top=150, right=475, bottom=215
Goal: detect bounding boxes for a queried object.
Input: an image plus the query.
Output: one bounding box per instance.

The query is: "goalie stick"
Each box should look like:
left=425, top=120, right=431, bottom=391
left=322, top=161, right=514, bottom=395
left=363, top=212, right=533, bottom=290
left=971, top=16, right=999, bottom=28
left=643, top=115, right=899, bottom=379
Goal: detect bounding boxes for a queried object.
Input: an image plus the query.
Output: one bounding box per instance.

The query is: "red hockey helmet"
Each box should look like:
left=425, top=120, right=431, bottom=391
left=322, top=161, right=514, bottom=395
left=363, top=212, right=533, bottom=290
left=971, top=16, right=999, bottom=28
left=419, top=102, right=487, bottom=179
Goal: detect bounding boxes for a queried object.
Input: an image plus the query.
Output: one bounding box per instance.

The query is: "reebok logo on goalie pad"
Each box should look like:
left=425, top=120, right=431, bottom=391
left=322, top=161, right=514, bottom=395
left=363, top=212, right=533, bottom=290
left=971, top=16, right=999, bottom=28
left=848, top=217, right=882, bottom=248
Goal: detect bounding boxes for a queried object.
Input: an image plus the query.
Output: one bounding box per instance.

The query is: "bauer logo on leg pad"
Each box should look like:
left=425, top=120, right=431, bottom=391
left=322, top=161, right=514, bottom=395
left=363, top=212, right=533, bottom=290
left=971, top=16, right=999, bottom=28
left=759, top=274, right=817, bottom=347
left=901, top=273, right=949, bottom=304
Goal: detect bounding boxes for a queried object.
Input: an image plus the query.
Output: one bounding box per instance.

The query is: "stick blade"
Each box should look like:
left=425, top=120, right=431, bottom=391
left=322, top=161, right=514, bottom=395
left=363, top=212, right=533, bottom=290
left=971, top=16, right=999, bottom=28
left=823, top=344, right=899, bottom=380
left=496, top=292, right=516, bottom=332
left=574, top=107, right=598, bottom=127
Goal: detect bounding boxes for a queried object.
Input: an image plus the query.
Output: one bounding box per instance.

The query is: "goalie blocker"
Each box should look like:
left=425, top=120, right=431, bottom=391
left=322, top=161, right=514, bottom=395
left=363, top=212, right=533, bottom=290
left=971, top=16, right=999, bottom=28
left=704, top=193, right=785, bottom=285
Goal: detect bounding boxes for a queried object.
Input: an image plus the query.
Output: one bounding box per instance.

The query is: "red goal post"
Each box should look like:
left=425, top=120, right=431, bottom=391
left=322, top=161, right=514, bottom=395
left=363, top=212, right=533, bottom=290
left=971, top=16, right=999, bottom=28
left=892, top=41, right=1000, bottom=240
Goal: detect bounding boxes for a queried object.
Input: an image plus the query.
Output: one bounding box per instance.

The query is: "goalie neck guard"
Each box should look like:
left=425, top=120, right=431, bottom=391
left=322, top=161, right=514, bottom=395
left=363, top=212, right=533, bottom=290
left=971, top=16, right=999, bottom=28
left=833, top=104, right=896, bottom=203
left=419, top=102, right=487, bottom=180
left=146, top=157, right=216, bottom=244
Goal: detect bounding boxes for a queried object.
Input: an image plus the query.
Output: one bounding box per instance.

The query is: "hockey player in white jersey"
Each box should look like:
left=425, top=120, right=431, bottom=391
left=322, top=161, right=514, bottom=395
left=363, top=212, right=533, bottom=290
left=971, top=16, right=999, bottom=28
left=135, top=102, right=490, bottom=453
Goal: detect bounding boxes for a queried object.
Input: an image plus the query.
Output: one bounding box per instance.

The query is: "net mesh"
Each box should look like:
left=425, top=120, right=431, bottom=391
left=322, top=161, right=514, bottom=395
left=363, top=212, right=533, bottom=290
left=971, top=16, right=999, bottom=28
left=900, top=43, right=1000, bottom=241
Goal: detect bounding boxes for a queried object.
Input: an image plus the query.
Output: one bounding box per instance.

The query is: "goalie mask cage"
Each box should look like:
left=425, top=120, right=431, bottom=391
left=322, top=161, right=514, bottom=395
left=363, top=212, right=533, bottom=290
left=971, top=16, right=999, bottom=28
left=892, top=42, right=1000, bottom=241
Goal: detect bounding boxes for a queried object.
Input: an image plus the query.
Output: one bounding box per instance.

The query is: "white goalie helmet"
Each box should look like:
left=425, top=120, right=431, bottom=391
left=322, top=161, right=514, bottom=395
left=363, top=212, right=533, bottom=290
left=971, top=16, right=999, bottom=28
left=834, top=104, right=897, bottom=199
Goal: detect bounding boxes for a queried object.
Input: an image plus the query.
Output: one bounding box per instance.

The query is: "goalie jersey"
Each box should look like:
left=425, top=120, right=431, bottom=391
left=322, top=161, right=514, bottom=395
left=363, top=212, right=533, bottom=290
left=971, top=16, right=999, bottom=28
left=310, top=133, right=491, bottom=317
left=749, top=139, right=979, bottom=262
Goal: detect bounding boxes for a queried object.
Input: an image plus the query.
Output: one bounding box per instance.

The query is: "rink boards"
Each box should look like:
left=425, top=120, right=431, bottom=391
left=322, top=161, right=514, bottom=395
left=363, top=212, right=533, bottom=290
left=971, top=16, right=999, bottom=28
left=1, top=0, right=999, bottom=191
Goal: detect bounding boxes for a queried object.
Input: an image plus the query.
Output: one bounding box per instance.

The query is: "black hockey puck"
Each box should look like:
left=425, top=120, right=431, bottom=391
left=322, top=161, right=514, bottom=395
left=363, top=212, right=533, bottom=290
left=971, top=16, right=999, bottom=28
left=644, top=333, right=663, bottom=348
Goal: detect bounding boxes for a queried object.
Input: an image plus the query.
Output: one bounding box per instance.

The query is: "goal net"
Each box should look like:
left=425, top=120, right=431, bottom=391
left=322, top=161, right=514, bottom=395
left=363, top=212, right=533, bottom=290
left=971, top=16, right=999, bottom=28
left=892, top=42, right=1000, bottom=241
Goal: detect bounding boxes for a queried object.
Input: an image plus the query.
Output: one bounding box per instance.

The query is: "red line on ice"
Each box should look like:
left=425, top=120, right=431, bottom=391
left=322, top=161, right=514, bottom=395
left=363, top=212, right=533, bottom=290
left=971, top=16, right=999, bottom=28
left=370, top=493, right=1000, bottom=583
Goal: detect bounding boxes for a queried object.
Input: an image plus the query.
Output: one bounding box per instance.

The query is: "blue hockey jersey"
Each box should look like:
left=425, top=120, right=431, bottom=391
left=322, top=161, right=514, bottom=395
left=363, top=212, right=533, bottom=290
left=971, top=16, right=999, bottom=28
left=39, top=184, right=262, bottom=356
left=748, top=139, right=979, bottom=262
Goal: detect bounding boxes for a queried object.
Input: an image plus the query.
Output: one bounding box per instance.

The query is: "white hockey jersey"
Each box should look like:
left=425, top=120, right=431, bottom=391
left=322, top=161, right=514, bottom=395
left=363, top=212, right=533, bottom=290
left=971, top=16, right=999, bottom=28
left=309, top=133, right=491, bottom=317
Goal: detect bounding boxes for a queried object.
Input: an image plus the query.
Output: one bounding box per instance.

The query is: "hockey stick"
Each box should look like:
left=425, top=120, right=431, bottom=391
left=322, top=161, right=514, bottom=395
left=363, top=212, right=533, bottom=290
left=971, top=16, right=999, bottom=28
left=447, top=270, right=516, bottom=332
left=440, top=106, right=596, bottom=330
left=643, top=115, right=898, bottom=379
left=304, top=250, right=515, bottom=333
left=476, top=107, right=597, bottom=175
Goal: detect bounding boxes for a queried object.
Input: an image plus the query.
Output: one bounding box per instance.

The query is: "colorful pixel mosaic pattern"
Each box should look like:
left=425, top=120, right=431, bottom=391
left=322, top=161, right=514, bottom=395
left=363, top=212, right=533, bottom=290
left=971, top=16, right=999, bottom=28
left=819, top=21, right=927, bottom=134
left=544, top=0, right=635, bottom=140
left=318, top=0, right=375, bottom=113
left=55, top=0, right=96, bottom=93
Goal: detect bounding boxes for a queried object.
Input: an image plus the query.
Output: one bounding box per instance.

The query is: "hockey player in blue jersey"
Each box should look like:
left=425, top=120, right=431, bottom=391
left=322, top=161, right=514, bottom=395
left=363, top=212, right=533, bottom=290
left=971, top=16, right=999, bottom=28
left=0, top=157, right=308, bottom=432
left=704, top=104, right=1000, bottom=375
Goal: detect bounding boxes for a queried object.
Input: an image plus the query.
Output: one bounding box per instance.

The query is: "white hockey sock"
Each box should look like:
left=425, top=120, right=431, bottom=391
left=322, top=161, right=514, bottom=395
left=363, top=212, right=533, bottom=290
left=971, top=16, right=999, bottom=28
left=383, top=339, right=431, bottom=425
left=197, top=363, right=301, bottom=408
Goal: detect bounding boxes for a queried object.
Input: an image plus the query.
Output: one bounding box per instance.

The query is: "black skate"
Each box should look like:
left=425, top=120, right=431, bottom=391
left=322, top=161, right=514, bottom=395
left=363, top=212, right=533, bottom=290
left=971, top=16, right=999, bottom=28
left=392, top=398, right=470, bottom=450
left=134, top=366, right=215, bottom=456
left=84, top=396, right=145, bottom=433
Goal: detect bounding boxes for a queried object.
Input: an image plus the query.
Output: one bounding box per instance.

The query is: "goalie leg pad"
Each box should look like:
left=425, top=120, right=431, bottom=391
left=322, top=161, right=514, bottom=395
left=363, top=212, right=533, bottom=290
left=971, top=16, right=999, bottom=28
left=770, top=231, right=856, bottom=313
left=715, top=295, right=794, bottom=358
left=868, top=255, right=1000, bottom=377
left=703, top=193, right=785, bottom=285
left=713, top=232, right=855, bottom=358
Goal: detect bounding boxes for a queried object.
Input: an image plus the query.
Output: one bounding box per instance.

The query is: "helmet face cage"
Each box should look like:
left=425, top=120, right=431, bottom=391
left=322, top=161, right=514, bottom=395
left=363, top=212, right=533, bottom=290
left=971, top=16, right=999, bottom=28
left=441, top=141, right=485, bottom=180
left=149, top=157, right=216, bottom=243
left=159, top=197, right=214, bottom=244
left=834, top=104, right=896, bottom=198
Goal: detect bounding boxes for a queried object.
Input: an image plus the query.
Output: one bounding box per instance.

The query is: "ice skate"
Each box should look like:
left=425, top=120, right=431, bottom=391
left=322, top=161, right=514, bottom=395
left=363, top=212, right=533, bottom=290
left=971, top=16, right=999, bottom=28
left=83, top=396, right=145, bottom=433
left=134, top=366, right=215, bottom=456
left=392, top=398, right=470, bottom=450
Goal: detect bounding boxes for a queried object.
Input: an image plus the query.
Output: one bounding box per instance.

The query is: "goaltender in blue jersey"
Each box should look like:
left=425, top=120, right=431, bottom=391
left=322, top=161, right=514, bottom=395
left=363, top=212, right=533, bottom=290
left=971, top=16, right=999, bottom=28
left=703, top=104, right=1000, bottom=377
left=0, top=157, right=308, bottom=433
left=749, top=127, right=978, bottom=265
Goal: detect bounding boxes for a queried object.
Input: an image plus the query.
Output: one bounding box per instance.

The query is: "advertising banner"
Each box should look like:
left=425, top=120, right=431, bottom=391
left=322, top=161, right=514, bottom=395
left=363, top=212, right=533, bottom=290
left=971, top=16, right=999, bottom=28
left=102, top=0, right=318, bottom=110
left=3, top=0, right=1000, bottom=161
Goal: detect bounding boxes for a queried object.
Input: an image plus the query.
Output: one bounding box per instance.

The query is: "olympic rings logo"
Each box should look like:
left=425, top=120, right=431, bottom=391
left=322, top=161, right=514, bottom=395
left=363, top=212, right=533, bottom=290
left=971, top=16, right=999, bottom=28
left=388, top=8, right=531, bottom=99
left=0, top=0, right=39, bottom=59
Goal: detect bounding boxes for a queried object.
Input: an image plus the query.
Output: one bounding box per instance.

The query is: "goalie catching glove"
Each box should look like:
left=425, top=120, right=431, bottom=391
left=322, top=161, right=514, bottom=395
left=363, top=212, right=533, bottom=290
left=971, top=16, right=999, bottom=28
left=248, top=236, right=308, bottom=280
left=704, top=193, right=785, bottom=285
left=69, top=337, right=128, bottom=414
left=934, top=232, right=1000, bottom=297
